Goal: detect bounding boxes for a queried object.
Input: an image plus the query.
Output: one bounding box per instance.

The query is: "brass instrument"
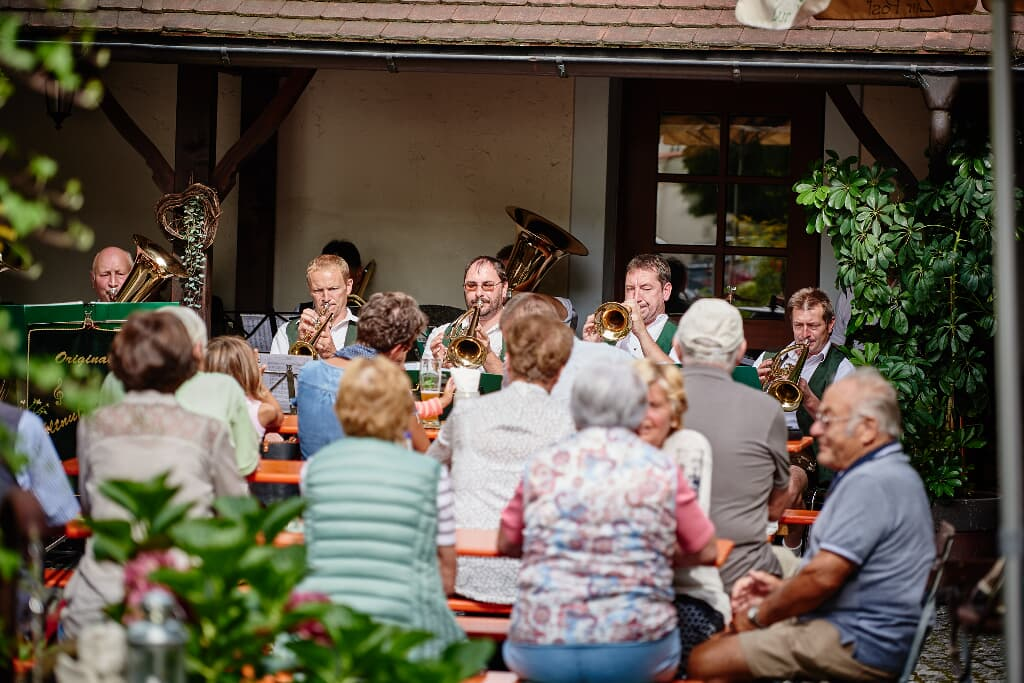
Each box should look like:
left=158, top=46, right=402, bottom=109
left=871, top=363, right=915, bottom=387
left=444, top=304, right=487, bottom=368
left=592, top=302, right=632, bottom=342
left=288, top=303, right=334, bottom=356
left=763, top=341, right=810, bottom=412
left=347, top=258, right=376, bottom=310
left=112, top=234, right=189, bottom=303
left=504, top=206, right=588, bottom=294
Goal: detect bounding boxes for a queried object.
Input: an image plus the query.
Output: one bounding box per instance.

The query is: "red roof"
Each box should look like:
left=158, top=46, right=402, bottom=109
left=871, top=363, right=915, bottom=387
left=6, top=0, right=1018, bottom=57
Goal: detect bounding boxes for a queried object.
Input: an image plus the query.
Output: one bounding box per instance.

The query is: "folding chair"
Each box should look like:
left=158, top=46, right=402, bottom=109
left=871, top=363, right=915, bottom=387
left=897, top=520, right=956, bottom=683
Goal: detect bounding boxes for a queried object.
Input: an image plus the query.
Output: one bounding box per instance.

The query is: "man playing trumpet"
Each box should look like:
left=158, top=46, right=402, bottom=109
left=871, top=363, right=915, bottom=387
left=425, top=256, right=507, bottom=374
left=582, top=253, right=678, bottom=363
left=270, top=255, right=359, bottom=359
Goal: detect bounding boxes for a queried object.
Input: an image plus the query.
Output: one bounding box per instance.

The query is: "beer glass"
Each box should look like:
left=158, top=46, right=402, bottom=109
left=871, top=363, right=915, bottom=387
left=419, top=357, right=442, bottom=429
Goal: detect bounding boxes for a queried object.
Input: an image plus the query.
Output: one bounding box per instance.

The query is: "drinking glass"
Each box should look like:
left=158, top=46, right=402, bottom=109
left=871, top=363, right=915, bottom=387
left=419, top=358, right=442, bottom=429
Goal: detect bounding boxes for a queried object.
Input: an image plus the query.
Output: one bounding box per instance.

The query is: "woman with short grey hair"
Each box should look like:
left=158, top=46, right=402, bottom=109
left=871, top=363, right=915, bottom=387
left=498, top=361, right=720, bottom=683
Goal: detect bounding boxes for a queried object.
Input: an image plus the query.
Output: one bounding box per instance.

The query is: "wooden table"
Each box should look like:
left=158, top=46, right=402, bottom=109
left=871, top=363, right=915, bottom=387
left=787, top=436, right=813, bottom=453
left=62, top=458, right=303, bottom=485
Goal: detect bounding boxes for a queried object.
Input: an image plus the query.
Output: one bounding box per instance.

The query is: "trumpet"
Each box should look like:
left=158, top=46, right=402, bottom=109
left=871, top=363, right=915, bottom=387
left=592, top=302, right=632, bottom=342
left=289, top=303, right=334, bottom=356
left=763, top=341, right=809, bottom=412
left=444, top=304, right=488, bottom=368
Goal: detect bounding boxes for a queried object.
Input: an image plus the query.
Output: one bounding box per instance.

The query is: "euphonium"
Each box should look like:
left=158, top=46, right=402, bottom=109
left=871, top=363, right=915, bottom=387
left=444, top=304, right=488, bottom=368
left=763, top=341, right=809, bottom=412
left=112, top=235, right=189, bottom=303
left=592, top=302, right=631, bottom=342
left=288, top=303, right=334, bottom=356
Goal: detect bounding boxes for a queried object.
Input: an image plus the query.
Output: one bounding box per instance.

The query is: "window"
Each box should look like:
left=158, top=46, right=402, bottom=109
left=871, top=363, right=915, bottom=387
left=616, top=81, right=824, bottom=349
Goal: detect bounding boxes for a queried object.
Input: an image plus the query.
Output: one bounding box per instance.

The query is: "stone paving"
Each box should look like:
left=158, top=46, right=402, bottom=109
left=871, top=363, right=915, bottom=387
left=912, top=607, right=1006, bottom=682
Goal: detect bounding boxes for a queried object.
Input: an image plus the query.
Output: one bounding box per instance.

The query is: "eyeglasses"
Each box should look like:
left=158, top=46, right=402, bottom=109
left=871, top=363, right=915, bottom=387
left=463, top=281, right=502, bottom=292
left=814, top=412, right=859, bottom=428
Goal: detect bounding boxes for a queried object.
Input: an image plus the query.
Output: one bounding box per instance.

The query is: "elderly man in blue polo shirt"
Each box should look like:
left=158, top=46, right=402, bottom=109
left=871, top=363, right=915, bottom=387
left=688, top=367, right=934, bottom=682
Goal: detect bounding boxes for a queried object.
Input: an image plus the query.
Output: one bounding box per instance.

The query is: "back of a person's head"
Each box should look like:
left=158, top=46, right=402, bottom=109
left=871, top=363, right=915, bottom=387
left=501, top=293, right=561, bottom=329
left=321, top=240, right=362, bottom=271
left=355, top=292, right=427, bottom=352
left=505, top=314, right=573, bottom=383
left=162, top=305, right=209, bottom=353
left=335, top=356, right=412, bottom=441
left=109, top=311, right=197, bottom=393
left=571, top=361, right=648, bottom=431
left=205, top=336, right=261, bottom=398
left=675, top=298, right=744, bottom=367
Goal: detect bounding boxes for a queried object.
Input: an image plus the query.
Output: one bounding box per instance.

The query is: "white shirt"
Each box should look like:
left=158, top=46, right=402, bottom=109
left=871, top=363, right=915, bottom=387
left=755, top=340, right=855, bottom=429
left=422, top=319, right=503, bottom=363
left=615, top=312, right=680, bottom=362
left=269, top=307, right=358, bottom=355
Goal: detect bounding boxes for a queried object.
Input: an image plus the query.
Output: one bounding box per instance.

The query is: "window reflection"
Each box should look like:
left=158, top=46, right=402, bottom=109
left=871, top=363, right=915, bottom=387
left=725, top=255, right=786, bottom=319
left=656, top=183, right=717, bottom=246
left=725, top=185, right=789, bottom=248
left=728, top=116, right=791, bottom=177
left=659, top=115, right=720, bottom=174
left=658, top=253, right=715, bottom=315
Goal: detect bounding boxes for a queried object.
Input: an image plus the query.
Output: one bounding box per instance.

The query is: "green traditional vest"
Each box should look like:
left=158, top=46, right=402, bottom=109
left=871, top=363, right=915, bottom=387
left=285, top=318, right=358, bottom=349
left=656, top=320, right=678, bottom=355
left=299, top=437, right=464, bottom=659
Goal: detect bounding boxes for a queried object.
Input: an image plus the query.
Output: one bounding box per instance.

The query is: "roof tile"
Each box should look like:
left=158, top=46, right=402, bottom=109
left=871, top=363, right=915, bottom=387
left=381, top=19, right=430, bottom=38
left=237, top=0, right=286, bottom=16
left=278, top=0, right=323, bottom=19
left=829, top=29, right=879, bottom=49
left=250, top=16, right=299, bottom=34
left=364, top=3, right=411, bottom=20
left=557, top=22, right=605, bottom=43
left=321, top=2, right=364, bottom=19
left=947, top=13, right=993, bottom=31
left=874, top=29, right=925, bottom=49
left=648, top=25, right=696, bottom=45
left=468, top=21, right=516, bottom=40
left=140, top=0, right=162, bottom=10
left=583, top=8, right=630, bottom=24
left=28, top=9, right=74, bottom=26
left=783, top=28, right=834, bottom=48
left=452, top=4, right=499, bottom=21
left=628, top=8, right=677, bottom=25
left=54, top=0, right=97, bottom=10
left=207, top=12, right=257, bottom=33
left=118, top=9, right=168, bottom=28
left=160, top=11, right=211, bottom=30
left=898, top=16, right=949, bottom=30
left=423, top=20, right=476, bottom=40
left=673, top=10, right=724, bottom=27
left=739, top=26, right=786, bottom=46
left=293, top=16, right=344, bottom=35
left=511, top=21, right=563, bottom=42
left=969, top=32, right=990, bottom=51
left=195, top=0, right=241, bottom=13
left=602, top=24, right=652, bottom=43
left=96, top=0, right=139, bottom=9
left=8, top=0, right=39, bottom=8
left=495, top=5, right=544, bottom=22
left=660, top=0, right=718, bottom=6
left=539, top=6, right=587, bottom=22
left=921, top=30, right=972, bottom=50
left=692, top=25, right=743, bottom=46
left=407, top=4, right=456, bottom=21
left=79, top=8, right=118, bottom=27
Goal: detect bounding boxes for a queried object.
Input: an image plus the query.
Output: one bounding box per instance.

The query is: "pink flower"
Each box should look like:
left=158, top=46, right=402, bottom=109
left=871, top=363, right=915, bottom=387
left=285, top=592, right=332, bottom=645
left=122, top=549, right=191, bottom=622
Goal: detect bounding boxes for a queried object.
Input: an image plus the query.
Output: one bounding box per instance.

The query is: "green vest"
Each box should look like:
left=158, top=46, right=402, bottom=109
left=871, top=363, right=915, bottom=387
left=299, top=437, right=464, bottom=659
left=285, top=318, right=358, bottom=349
left=656, top=320, right=678, bottom=355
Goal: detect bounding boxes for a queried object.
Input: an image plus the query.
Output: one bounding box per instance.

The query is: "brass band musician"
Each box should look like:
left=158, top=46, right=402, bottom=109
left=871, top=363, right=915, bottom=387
left=89, top=246, right=133, bottom=302
left=424, top=256, right=507, bottom=374
left=270, top=255, right=359, bottom=359
left=582, top=253, right=679, bottom=363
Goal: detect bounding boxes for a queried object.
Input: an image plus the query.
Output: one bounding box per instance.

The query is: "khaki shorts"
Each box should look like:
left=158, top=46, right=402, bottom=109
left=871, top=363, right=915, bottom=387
left=738, top=618, right=896, bottom=681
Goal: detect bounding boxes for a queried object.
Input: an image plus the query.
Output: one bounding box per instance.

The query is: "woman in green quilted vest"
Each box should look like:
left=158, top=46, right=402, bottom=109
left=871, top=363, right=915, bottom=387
left=299, top=356, right=464, bottom=660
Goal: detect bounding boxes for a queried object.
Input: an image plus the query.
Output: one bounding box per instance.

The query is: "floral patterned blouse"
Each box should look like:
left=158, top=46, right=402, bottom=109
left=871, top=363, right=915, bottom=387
left=500, top=426, right=714, bottom=645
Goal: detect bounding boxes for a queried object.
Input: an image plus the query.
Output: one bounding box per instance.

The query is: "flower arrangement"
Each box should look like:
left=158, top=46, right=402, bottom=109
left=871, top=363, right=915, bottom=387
left=63, top=474, right=492, bottom=683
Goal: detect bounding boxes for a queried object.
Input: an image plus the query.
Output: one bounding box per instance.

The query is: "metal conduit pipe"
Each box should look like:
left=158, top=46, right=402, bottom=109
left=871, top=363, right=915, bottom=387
left=22, top=38, right=1019, bottom=85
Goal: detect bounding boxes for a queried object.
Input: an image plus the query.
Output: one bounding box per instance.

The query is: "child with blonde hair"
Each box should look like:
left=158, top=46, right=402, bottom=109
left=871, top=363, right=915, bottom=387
left=206, top=336, right=284, bottom=442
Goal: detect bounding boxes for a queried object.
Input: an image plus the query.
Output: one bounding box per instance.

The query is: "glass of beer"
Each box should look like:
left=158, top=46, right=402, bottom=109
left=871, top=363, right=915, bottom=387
left=419, top=357, right=442, bottom=429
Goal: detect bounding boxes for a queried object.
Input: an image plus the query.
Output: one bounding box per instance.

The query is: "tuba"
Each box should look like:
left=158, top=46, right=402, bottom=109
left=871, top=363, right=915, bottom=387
left=763, top=341, right=809, bottom=412
left=504, top=207, right=588, bottom=294
left=289, top=303, right=334, bottom=356
left=112, top=234, right=189, bottom=303
left=592, top=302, right=631, bottom=342
left=444, top=304, right=487, bottom=368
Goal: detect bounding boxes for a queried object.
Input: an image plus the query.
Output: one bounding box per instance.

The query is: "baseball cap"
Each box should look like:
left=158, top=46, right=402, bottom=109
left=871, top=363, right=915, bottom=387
left=676, top=298, right=744, bottom=354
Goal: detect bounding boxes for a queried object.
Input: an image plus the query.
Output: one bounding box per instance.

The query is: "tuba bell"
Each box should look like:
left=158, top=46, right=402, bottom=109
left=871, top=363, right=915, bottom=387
left=763, top=341, right=809, bottom=412
left=444, top=304, right=488, bottom=368
left=112, top=234, right=189, bottom=303
left=592, top=302, right=632, bottom=342
left=504, top=207, right=588, bottom=294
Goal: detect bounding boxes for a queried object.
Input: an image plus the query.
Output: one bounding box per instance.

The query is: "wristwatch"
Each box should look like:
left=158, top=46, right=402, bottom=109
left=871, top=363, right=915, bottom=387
left=747, top=605, right=766, bottom=629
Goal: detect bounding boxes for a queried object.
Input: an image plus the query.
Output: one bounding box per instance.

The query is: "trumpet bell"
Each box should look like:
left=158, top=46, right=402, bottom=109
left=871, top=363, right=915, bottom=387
left=767, top=379, right=803, bottom=412
left=763, top=341, right=809, bottom=412
left=504, top=206, right=588, bottom=293
left=444, top=305, right=487, bottom=368
left=113, top=234, right=188, bottom=303
left=593, top=302, right=631, bottom=342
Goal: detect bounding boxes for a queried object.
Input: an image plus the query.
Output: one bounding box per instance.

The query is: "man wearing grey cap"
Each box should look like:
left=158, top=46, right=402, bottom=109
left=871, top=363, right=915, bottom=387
left=673, top=298, right=792, bottom=592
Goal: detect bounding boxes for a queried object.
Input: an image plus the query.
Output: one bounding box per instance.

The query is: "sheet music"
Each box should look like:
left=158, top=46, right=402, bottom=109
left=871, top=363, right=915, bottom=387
left=260, top=353, right=315, bottom=411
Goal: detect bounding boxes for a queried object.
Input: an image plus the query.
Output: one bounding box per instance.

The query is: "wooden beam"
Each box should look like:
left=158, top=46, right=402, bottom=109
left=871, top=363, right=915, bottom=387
left=99, top=87, right=175, bottom=194
left=173, top=65, right=218, bottom=324
left=212, top=68, right=315, bottom=199
left=234, top=71, right=281, bottom=311
left=826, top=85, right=918, bottom=192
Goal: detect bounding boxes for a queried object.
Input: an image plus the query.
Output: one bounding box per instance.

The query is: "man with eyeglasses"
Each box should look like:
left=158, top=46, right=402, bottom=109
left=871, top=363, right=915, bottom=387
left=424, top=256, right=508, bottom=374
left=689, top=368, right=934, bottom=683
left=582, top=253, right=678, bottom=363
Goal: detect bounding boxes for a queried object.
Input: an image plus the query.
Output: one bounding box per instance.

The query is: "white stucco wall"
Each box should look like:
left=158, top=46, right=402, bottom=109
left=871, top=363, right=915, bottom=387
left=273, top=70, right=574, bottom=312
